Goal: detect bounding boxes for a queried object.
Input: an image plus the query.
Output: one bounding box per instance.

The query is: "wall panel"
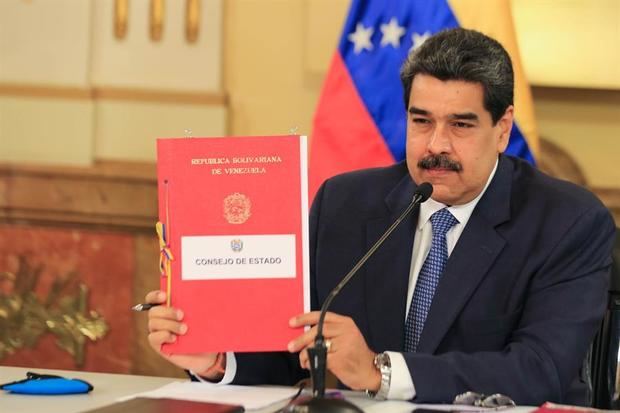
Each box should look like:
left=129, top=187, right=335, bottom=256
left=0, top=0, right=91, bottom=87
left=91, top=0, right=223, bottom=92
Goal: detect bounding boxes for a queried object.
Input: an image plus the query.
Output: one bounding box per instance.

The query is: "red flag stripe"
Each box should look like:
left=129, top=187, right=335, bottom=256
left=309, top=53, right=395, bottom=200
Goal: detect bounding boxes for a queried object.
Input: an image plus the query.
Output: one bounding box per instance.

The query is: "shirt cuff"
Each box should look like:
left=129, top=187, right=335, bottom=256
left=385, top=351, right=416, bottom=400
left=190, top=352, right=237, bottom=384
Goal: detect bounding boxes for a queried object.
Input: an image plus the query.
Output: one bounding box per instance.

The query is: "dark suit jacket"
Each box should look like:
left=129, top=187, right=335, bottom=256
left=234, top=155, right=615, bottom=405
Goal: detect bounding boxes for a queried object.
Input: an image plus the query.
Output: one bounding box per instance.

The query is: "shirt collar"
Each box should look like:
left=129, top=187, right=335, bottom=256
left=417, top=159, right=499, bottom=230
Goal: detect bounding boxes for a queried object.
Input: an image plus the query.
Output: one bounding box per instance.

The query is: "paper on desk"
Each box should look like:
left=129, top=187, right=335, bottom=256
left=122, top=381, right=298, bottom=410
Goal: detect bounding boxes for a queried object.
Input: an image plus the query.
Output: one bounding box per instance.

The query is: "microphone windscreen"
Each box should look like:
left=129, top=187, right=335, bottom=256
left=415, top=182, right=433, bottom=202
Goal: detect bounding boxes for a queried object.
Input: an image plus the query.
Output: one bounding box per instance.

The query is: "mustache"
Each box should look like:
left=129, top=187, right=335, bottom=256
left=418, top=155, right=463, bottom=172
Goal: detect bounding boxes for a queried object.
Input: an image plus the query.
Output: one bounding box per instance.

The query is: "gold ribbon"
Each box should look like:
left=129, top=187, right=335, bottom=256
left=156, top=180, right=173, bottom=306
left=156, top=222, right=173, bottom=306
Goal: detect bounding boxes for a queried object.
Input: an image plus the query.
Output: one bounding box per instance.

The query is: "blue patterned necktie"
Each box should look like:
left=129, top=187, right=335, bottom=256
left=404, top=208, right=459, bottom=352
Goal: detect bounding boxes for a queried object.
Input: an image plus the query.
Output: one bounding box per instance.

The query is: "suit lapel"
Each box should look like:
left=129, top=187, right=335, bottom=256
left=364, top=174, right=419, bottom=352
left=416, top=156, right=514, bottom=353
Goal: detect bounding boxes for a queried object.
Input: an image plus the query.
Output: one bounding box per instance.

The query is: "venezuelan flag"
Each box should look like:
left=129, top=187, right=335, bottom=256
left=309, top=0, right=539, bottom=199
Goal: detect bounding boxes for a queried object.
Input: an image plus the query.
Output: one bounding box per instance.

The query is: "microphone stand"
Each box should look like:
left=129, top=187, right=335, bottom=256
left=287, top=184, right=432, bottom=413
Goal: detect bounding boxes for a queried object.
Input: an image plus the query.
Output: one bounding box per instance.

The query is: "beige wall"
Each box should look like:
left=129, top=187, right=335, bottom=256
left=223, top=0, right=349, bottom=138
left=513, top=0, right=620, bottom=188
left=533, top=87, right=620, bottom=187
left=513, top=0, right=620, bottom=90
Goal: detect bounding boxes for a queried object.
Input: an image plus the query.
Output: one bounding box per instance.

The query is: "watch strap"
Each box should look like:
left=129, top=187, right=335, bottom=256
left=367, top=352, right=391, bottom=400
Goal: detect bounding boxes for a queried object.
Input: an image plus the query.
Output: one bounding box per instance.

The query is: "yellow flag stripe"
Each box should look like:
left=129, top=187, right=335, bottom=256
left=448, top=0, right=539, bottom=157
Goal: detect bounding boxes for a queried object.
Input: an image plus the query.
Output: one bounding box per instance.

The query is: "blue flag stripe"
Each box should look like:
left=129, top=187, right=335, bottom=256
left=338, top=0, right=459, bottom=161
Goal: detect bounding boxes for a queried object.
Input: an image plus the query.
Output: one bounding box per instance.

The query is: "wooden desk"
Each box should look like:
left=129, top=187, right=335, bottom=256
left=0, top=366, right=535, bottom=413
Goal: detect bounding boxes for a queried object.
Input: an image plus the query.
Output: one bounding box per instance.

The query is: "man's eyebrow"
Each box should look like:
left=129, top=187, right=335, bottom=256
left=408, top=107, right=429, bottom=115
left=408, top=107, right=479, bottom=122
left=450, top=112, right=479, bottom=121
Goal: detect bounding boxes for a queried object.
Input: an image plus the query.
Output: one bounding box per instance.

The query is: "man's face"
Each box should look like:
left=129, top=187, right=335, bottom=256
left=405, top=74, right=513, bottom=205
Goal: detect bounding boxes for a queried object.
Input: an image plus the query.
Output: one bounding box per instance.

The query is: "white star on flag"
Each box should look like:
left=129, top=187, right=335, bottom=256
left=348, top=23, right=374, bottom=54
left=410, top=31, right=431, bottom=52
left=380, top=17, right=405, bottom=48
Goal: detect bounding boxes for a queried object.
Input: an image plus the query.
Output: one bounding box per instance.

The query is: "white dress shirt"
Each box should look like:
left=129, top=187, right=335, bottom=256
left=190, top=352, right=236, bottom=384
left=197, top=160, right=499, bottom=397
left=386, top=160, right=498, bottom=400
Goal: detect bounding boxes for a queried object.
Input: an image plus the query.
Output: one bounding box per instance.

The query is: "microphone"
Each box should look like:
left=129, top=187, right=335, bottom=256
left=287, top=182, right=433, bottom=413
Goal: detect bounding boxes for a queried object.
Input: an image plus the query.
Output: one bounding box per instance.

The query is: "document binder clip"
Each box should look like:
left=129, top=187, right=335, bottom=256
left=0, top=371, right=94, bottom=395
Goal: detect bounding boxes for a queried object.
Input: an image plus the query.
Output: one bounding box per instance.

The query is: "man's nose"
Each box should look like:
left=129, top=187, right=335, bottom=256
left=427, top=124, right=452, bottom=154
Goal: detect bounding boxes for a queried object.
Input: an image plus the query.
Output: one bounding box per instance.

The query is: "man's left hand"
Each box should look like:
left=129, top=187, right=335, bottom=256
left=288, top=311, right=381, bottom=391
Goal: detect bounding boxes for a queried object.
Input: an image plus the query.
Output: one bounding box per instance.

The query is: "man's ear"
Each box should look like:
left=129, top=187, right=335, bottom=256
left=496, top=105, right=514, bottom=153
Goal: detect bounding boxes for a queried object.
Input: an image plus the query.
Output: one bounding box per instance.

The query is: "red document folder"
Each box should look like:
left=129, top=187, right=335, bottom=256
left=532, top=402, right=604, bottom=413
left=157, top=135, right=310, bottom=354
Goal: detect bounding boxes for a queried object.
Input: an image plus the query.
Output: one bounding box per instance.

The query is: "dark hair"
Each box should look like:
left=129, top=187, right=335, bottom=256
left=400, top=28, right=514, bottom=124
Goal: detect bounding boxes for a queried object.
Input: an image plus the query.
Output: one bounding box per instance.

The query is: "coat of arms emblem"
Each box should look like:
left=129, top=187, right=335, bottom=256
left=223, top=193, right=251, bottom=224
left=230, top=239, right=243, bottom=252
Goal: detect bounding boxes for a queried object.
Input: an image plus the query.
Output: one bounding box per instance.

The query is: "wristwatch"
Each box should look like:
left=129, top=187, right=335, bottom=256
left=366, top=352, right=391, bottom=400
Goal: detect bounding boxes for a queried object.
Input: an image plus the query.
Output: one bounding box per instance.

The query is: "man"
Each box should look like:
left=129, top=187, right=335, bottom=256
left=145, top=28, right=616, bottom=405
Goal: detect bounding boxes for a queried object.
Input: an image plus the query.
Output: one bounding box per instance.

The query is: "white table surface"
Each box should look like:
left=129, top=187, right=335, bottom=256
left=0, top=366, right=535, bottom=413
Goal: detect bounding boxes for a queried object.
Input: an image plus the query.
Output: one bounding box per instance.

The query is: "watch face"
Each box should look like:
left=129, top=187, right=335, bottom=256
left=374, top=352, right=391, bottom=368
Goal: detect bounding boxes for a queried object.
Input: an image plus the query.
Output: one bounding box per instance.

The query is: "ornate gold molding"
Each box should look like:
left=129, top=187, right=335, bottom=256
left=593, top=187, right=620, bottom=225
left=0, top=257, right=108, bottom=365
left=538, top=137, right=619, bottom=225
left=186, top=0, right=200, bottom=43
left=150, top=0, right=164, bottom=41
left=115, top=0, right=205, bottom=43
left=538, top=138, right=587, bottom=186
left=114, top=0, right=129, bottom=40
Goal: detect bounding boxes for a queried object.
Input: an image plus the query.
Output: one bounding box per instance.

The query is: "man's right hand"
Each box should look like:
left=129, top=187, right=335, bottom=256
left=145, top=290, right=224, bottom=379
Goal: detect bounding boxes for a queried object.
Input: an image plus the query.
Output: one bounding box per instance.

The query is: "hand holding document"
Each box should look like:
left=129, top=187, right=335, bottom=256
left=145, top=289, right=223, bottom=377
